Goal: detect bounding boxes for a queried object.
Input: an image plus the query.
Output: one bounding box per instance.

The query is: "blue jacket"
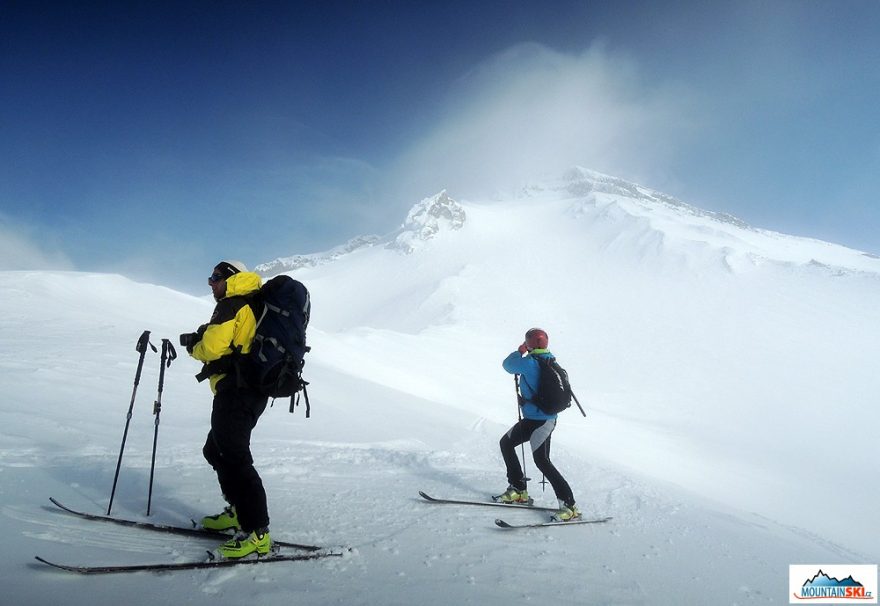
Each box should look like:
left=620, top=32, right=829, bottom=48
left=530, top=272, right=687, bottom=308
left=502, top=349, right=557, bottom=420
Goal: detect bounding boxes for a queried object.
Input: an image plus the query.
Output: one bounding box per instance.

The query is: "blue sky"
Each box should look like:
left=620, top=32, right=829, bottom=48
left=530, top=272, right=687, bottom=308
left=2, top=1, right=879, bottom=293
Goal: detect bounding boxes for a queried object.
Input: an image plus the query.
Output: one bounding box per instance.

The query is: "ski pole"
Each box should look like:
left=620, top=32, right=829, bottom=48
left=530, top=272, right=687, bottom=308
left=147, top=338, right=176, bottom=516
left=540, top=441, right=549, bottom=493
left=514, top=376, right=530, bottom=488
left=108, top=330, right=157, bottom=515
left=571, top=389, right=587, bottom=418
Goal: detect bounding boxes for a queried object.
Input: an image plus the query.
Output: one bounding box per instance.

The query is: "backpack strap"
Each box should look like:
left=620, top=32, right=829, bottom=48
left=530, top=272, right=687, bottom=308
left=194, top=345, right=246, bottom=387
left=291, top=380, right=311, bottom=418
left=195, top=356, right=233, bottom=383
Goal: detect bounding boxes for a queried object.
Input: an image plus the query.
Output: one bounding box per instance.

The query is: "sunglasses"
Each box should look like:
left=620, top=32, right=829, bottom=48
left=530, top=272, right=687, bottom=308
left=208, top=272, right=225, bottom=283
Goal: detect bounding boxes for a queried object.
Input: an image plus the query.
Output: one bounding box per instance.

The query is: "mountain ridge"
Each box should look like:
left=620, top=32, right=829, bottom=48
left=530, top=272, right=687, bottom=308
left=256, top=168, right=880, bottom=277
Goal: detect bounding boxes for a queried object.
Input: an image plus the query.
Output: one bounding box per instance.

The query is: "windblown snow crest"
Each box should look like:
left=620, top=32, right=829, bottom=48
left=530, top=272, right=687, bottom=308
left=255, top=235, right=382, bottom=275
left=550, top=167, right=752, bottom=230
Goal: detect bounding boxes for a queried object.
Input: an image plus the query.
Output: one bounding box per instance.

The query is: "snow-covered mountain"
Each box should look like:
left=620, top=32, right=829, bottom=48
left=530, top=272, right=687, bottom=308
left=2, top=167, right=878, bottom=605
left=254, top=234, right=384, bottom=275
left=254, top=190, right=468, bottom=274
left=260, top=167, right=880, bottom=278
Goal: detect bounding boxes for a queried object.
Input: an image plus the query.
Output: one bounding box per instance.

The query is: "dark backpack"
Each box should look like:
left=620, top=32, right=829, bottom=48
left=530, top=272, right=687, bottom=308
left=528, top=355, right=572, bottom=414
left=245, top=275, right=312, bottom=416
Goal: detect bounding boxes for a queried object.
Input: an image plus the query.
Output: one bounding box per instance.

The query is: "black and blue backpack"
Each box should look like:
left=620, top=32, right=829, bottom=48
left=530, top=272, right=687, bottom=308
left=245, top=275, right=312, bottom=416
left=529, top=355, right=573, bottom=414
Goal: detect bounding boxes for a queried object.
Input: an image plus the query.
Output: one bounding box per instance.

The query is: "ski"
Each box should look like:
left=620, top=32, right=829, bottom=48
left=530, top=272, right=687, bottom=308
left=34, top=550, right=344, bottom=575
left=494, top=516, right=613, bottom=529
left=48, top=497, right=322, bottom=551
left=418, top=490, right=558, bottom=512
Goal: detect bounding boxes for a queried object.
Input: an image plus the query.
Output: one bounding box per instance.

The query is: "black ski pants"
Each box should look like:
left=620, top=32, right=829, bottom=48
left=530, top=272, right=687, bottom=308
left=499, top=418, right=575, bottom=507
left=203, top=386, right=269, bottom=533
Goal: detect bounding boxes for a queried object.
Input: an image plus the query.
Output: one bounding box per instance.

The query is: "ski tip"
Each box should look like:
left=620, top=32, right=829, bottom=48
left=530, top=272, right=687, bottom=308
left=417, top=491, right=436, bottom=502
left=47, top=497, right=79, bottom=515
left=494, top=519, right=514, bottom=528
left=34, top=556, right=65, bottom=571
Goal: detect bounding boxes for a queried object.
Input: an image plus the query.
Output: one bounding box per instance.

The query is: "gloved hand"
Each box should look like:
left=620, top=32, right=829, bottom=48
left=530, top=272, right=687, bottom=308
left=179, top=332, right=201, bottom=352
left=517, top=342, right=529, bottom=355
left=180, top=323, right=209, bottom=353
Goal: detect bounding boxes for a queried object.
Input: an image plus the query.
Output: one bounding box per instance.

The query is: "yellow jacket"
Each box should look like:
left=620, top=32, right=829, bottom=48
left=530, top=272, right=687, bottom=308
left=191, top=271, right=262, bottom=394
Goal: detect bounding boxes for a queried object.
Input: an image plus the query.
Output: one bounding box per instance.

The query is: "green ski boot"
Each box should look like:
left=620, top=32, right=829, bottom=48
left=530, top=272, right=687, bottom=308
left=495, top=486, right=531, bottom=505
left=201, top=505, right=240, bottom=531
left=551, top=501, right=582, bottom=522
left=218, top=529, right=272, bottom=559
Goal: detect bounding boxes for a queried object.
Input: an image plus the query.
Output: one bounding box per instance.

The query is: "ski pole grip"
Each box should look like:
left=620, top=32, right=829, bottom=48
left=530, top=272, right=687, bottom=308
left=162, top=339, right=178, bottom=367
left=136, top=330, right=158, bottom=354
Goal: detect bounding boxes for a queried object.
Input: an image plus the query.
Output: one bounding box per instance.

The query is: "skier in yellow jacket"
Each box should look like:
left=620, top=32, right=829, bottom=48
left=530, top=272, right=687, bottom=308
left=182, top=260, right=271, bottom=558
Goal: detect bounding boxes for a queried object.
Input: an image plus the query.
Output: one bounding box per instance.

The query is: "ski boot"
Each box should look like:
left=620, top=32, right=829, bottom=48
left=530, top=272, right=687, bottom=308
left=218, top=528, right=272, bottom=559
left=494, top=486, right=532, bottom=505
left=201, top=505, right=240, bottom=531
left=551, top=500, right=582, bottom=522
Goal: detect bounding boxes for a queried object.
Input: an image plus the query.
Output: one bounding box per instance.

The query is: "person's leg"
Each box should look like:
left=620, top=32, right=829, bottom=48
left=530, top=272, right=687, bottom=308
left=499, top=420, right=530, bottom=491
left=205, top=389, right=269, bottom=532
left=529, top=420, right=575, bottom=506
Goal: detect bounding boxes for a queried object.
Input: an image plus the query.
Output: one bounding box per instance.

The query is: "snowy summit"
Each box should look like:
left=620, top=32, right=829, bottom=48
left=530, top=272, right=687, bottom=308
left=390, top=190, right=468, bottom=253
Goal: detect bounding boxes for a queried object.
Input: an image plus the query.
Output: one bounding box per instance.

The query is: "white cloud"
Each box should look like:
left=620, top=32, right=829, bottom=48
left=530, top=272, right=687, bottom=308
left=0, top=215, right=74, bottom=270
left=389, top=42, right=703, bottom=199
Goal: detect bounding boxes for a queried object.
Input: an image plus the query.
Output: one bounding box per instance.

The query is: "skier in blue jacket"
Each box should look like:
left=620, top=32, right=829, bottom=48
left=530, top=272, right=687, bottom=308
left=497, top=328, right=581, bottom=521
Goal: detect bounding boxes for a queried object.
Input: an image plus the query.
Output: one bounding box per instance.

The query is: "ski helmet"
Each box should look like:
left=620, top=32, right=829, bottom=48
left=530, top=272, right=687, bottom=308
left=525, top=328, right=549, bottom=350
left=214, top=260, right=248, bottom=279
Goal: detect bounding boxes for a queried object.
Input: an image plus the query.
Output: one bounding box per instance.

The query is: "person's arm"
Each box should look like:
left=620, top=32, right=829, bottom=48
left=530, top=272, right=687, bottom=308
left=191, top=301, right=238, bottom=363
left=502, top=344, right=530, bottom=375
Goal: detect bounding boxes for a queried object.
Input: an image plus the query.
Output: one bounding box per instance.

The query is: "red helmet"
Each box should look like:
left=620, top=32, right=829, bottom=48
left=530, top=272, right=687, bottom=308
left=525, top=328, right=549, bottom=350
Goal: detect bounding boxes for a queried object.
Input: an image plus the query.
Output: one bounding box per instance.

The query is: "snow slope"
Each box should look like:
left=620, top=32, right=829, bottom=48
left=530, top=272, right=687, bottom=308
left=2, top=169, right=878, bottom=605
